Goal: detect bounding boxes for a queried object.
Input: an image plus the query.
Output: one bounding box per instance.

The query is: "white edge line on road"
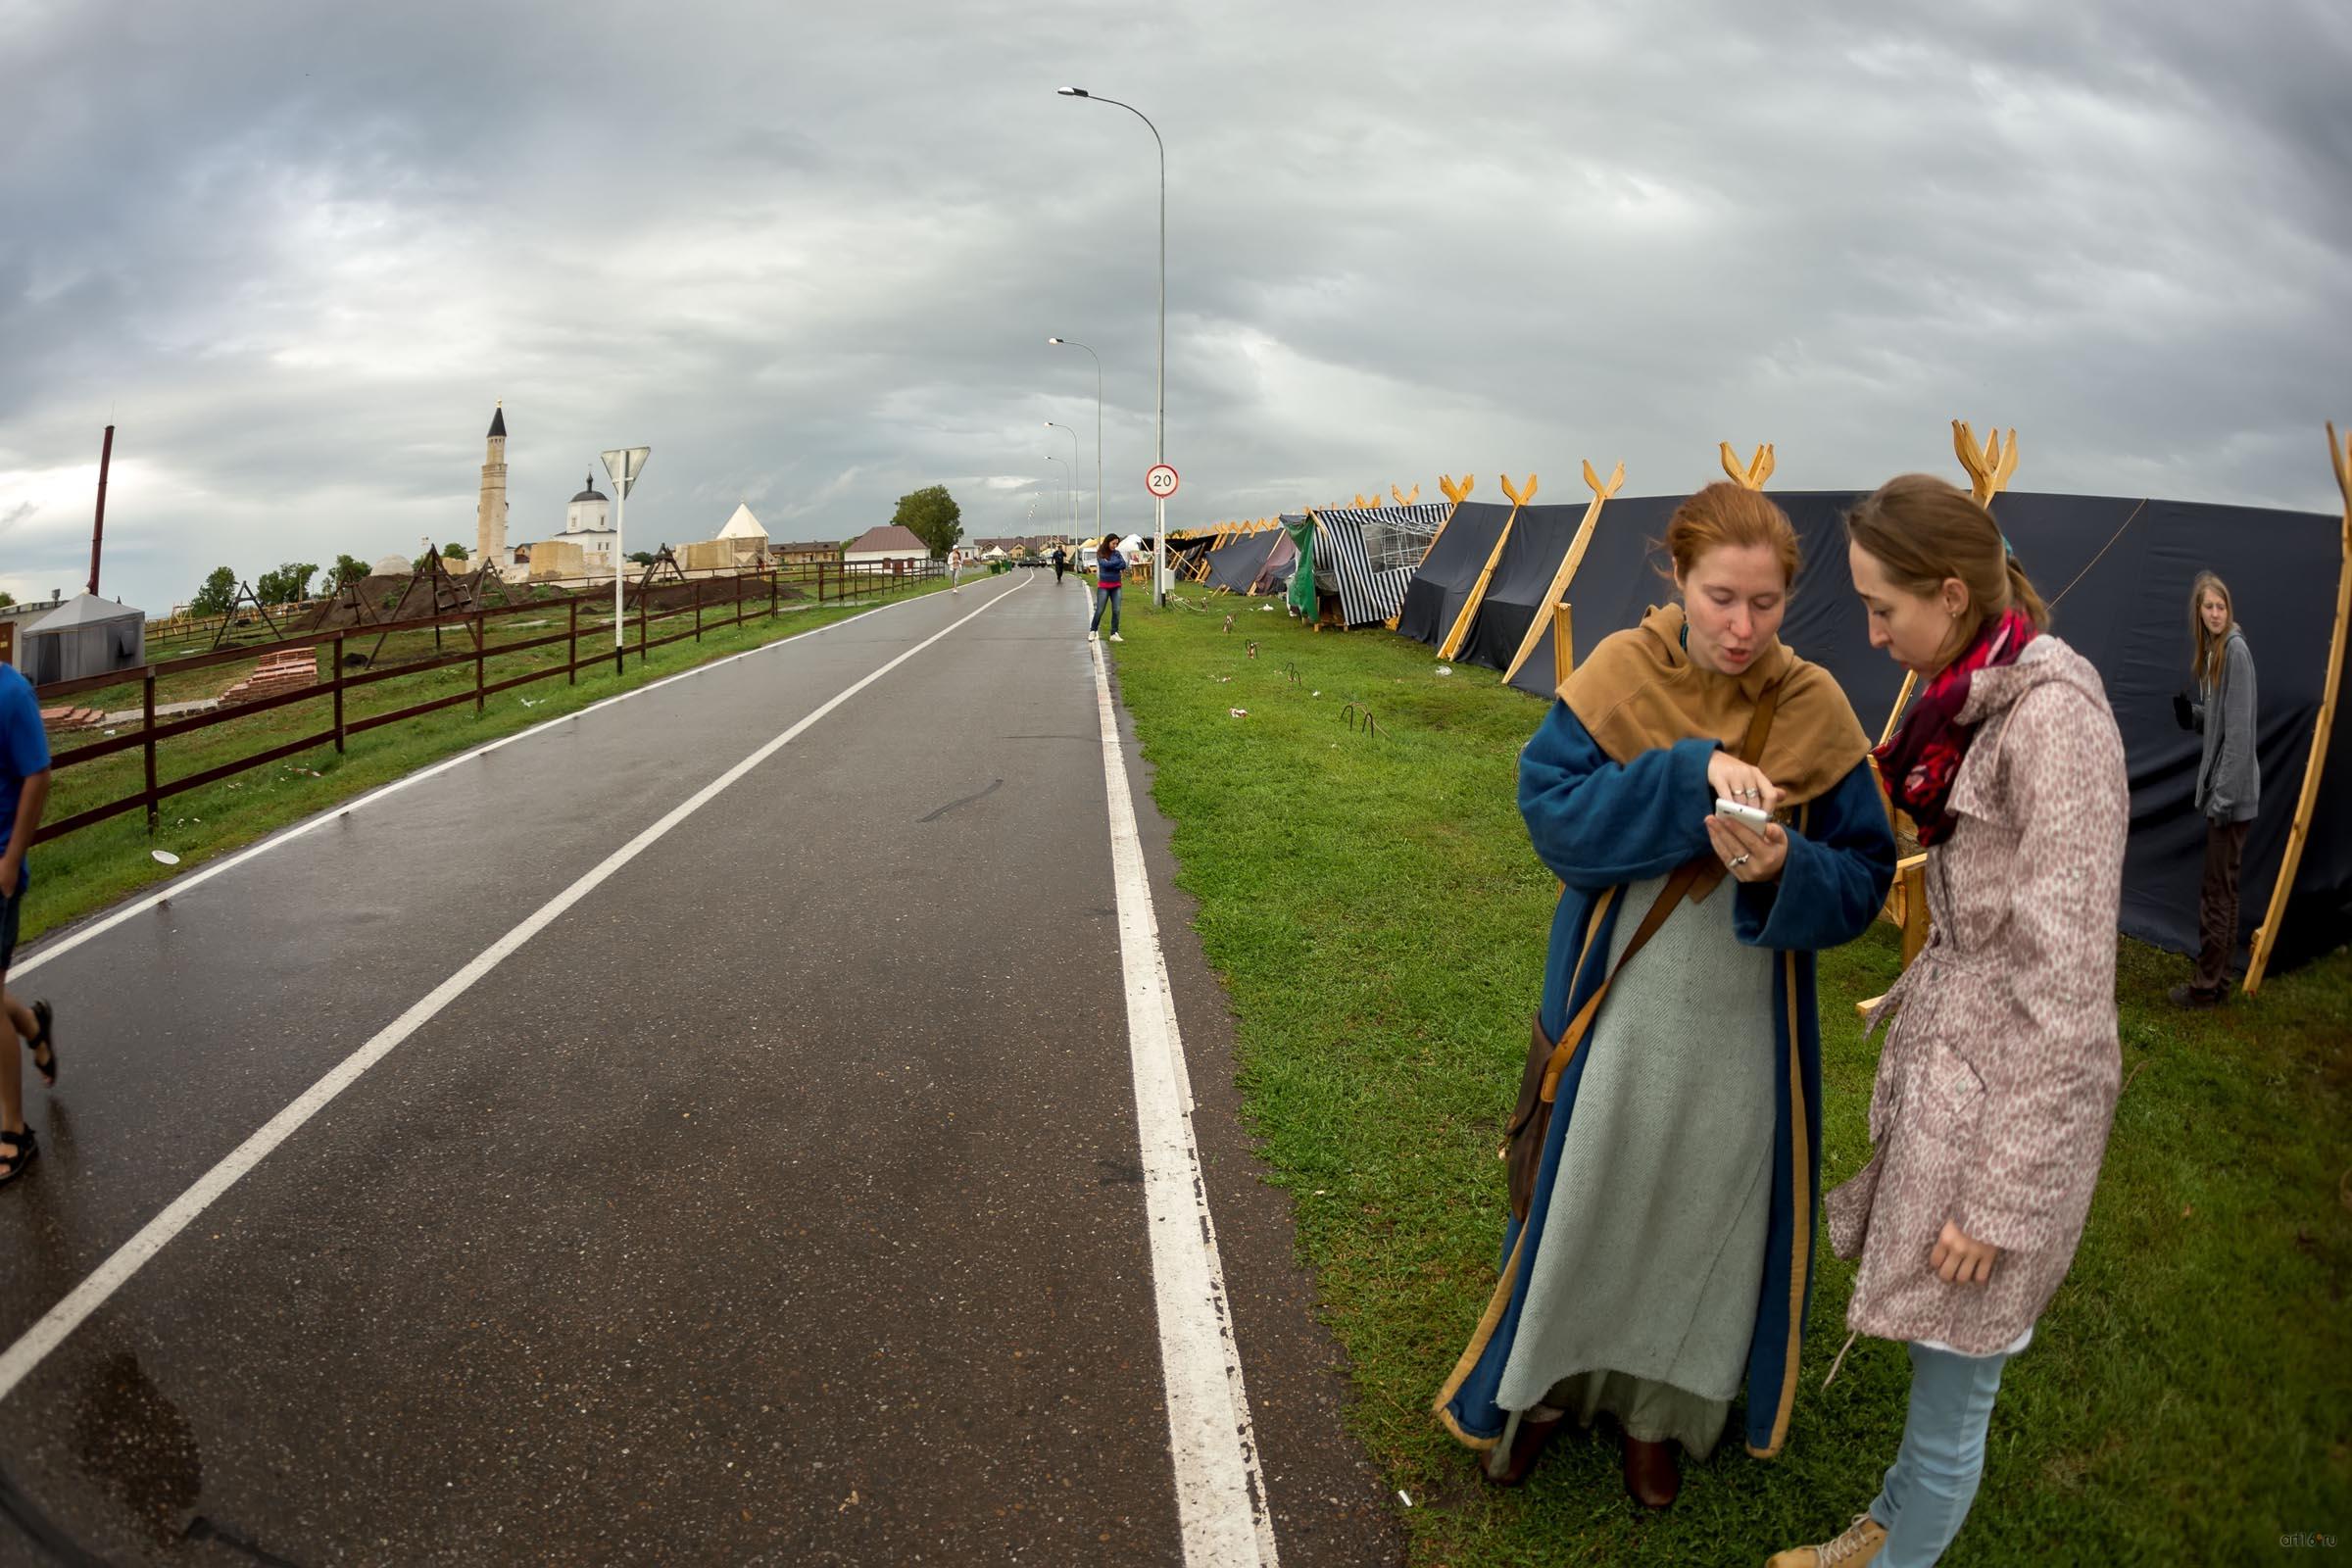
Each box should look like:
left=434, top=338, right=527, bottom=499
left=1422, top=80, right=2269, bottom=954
left=11, top=573, right=1009, bottom=981
left=0, top=576, right=1026, bottom=1405
left=1090, top=641, right=1279, bottom=1568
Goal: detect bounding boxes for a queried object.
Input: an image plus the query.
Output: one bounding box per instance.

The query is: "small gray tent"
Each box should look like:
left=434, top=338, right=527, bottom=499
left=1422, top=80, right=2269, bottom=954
left=22, top=594, right=145, bottom=687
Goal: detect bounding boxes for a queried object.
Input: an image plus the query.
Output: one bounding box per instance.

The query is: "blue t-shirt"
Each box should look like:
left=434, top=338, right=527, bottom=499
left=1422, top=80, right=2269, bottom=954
left=0, top=664, right=49, bottom=892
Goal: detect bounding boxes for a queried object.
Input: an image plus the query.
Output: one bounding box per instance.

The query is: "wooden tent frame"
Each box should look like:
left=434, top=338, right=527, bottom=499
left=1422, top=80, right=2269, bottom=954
left=1501, top=459, right=1625, bottom=685
left=2243, top=420, right=2352, bottom=994
left=1385, top=472, right=1476, bottom=628
left=1438, top=472, right=1537, bottom=661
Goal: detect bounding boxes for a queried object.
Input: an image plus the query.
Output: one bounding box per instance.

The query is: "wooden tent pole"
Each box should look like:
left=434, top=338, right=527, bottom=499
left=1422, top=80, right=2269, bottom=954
left=1440, top=472, right=1535, bottom=661
left=2243, top=420, right=2352, bottom=996
left=1551, top=602, right=1575, bottom=691
left=1504, top=459, right=1623, bottom=684
left=1394, top=473, right=1477, bottom=629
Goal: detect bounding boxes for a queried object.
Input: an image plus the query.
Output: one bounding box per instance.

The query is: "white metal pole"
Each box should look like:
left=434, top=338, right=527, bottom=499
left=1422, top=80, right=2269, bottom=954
left=612, top=482, right=625, bottom=649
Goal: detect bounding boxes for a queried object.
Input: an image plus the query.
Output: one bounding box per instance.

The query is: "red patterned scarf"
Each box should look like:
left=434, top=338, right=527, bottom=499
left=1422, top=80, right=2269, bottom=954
left=1875, top=608, right=2039, bottom=846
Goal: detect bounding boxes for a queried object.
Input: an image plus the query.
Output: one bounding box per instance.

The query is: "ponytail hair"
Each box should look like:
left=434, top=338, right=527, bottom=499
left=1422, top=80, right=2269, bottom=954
left=1846, top=475, right=2051, bottom=662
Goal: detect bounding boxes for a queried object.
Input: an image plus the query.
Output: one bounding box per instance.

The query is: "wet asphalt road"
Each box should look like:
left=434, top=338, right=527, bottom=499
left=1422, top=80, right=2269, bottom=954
left=0, top=573, right=1402, bottom=1567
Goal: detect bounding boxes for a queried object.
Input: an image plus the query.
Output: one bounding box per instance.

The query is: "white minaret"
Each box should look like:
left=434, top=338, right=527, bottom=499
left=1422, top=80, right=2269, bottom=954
left=475, top=402, right=509, bottom=564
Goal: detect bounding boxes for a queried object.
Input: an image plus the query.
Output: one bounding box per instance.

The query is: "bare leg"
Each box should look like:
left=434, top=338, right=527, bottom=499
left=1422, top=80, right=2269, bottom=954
left=0, top=983, right=23, bottom=1137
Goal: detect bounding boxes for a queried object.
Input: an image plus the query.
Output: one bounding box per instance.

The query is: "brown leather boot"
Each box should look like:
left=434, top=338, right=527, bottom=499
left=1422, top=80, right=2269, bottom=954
left=1481, top=1410, right=1567, bottom=1488
left=1621, top=1432, right=1679, bottom=1508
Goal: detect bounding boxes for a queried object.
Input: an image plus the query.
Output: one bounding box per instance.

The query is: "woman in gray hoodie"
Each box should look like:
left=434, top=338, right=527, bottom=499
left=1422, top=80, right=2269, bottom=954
left=2172, top=571, right=2259, bottom=1006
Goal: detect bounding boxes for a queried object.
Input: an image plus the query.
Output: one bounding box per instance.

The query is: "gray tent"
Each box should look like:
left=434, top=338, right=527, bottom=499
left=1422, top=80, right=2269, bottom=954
left=22, top=594, right=146, bottom=687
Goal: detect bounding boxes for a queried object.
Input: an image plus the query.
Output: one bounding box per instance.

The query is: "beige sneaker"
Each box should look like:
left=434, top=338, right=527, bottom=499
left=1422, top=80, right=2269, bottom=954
left=1766, top=1513, right=1886, bottom=1567
left=1108, top=632, right=1125, bottom=643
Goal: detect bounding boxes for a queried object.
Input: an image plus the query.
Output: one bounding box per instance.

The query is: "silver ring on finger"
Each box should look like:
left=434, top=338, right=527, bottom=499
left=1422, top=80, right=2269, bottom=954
left=1729, top=853, right=1751, bottom=868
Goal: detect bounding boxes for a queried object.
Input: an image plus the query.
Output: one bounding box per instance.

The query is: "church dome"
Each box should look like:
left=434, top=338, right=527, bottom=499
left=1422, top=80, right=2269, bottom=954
left=571, top=474, right=606, bottom=504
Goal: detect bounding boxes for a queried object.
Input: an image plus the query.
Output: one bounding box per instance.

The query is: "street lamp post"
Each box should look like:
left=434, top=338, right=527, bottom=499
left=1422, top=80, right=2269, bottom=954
left=1047, top=336, right=1103, bottom=549
left=1044, top=453, right=1069, bottom=533
left=1045, top=421, right=1081, bottom=534
left=600, top=446, right=650, bottom=648
left=1057, top=88, right=1166, bottom=604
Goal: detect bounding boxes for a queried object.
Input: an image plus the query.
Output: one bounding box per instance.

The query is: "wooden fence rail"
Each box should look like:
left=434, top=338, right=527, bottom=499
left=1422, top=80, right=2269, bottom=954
left=30, top=559, right=946, bottom=847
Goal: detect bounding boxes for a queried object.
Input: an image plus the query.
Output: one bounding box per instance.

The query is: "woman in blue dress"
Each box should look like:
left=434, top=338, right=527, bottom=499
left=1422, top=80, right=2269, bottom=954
left=1437, top=482, right=1895, bottom=1505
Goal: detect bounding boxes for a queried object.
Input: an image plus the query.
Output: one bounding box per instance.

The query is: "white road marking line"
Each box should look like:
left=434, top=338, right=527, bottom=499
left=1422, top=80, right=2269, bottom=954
left=11, top=574, right=1008, bottom=980
left=1090, top=641, right=1279, bottom=1568
left=0, top=579, right=1025, bottom=1405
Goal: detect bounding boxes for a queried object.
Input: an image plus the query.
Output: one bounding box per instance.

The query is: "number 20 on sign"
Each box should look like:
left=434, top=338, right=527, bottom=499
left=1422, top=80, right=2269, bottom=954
left=1146, top=464, right=1179, bottom=499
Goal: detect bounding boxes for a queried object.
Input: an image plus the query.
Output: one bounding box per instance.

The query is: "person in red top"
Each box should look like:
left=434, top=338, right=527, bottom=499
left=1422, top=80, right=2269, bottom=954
left=1088, top=535, right=1127, bottom=643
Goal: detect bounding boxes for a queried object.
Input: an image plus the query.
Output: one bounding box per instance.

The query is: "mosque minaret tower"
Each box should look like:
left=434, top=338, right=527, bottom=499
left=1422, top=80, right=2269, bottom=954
left=475, top=402, right=510, bottom=564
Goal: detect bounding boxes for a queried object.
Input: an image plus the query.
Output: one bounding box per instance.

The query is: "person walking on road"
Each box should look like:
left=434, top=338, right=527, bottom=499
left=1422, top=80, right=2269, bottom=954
left=0, top=658, right=57, bottom=1186
left=1436, top=483, right=1893, bottom=1507
left=1768, top=474, right=2127, bottom=1568
left=949, top=547, right=966, bottom=595
left=2171, top=571, right=2259, bottom=1008
left=1088, top=534, right=1127, bottom=643
left=1051, top=545, right=1069, bottom=585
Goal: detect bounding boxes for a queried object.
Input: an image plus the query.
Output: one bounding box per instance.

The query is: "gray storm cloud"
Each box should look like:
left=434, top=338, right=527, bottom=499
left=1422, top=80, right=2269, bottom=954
left=2, top=0, right=2345, bottom=612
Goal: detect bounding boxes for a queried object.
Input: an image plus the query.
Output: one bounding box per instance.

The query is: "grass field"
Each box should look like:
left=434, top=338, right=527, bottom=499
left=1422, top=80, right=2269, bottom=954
left=17, top=575, right=960, bottom=948
left=1110, top=588, right=2350, bottom=1566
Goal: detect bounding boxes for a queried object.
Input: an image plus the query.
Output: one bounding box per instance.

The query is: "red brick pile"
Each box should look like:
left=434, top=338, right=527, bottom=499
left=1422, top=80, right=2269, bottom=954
left=218, top=649, right=318, bottom=708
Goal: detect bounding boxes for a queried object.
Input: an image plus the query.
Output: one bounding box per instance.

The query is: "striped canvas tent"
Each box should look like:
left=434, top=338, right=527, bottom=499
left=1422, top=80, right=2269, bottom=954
left=1313, top=504, right=1449, bottom=627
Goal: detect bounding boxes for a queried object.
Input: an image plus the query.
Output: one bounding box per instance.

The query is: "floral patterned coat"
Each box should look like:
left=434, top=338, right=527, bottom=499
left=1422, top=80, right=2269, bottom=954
left=1827, top=636, right=2129, bottom=1353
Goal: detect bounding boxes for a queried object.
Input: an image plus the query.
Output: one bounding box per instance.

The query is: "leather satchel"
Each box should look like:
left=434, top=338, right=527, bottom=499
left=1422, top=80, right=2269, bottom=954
left=1501, top=684, right=1783, bottom=1223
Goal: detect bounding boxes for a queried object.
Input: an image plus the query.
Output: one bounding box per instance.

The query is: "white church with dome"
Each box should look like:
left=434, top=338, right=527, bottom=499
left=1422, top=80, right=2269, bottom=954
left=557, top=473, right=619, bottom=569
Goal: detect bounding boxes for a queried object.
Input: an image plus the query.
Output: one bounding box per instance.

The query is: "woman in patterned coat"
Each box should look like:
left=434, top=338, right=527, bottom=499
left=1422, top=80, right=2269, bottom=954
left=1770, top=474, right=2128, bottom=1568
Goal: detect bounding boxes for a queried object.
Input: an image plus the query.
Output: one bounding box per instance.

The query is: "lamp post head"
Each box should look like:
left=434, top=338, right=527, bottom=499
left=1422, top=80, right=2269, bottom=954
left=1048, top=336, right=1063, bottom=344
left=1057, top=87, right=1089, bottom=97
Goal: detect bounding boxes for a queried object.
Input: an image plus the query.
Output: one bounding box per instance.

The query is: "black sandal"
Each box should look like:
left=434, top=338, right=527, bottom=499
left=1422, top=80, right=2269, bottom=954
left=27, top=1000, right=55, bottom=1087
left=0, top=1126, right=37, bottom=1185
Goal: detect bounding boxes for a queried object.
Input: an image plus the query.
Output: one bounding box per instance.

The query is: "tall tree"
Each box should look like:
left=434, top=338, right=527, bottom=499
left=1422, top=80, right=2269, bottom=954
left=330, top=554, right=370, bottom=591
left=890, top=485, right=963, bottom=559
left=254, top=562, right=319, bottom=605
left=190, top=566, right=237, bottom=616
left=441, top=542, right=469, bottom=562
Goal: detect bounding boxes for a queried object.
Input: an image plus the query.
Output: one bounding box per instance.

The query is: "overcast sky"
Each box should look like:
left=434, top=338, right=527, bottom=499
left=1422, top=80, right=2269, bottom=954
left=3, top=0, right=2347, bottom=612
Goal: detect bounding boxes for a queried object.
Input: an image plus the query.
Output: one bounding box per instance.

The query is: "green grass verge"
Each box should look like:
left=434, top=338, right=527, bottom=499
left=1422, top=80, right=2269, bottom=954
left=18, top=578, right=961, bottom=947
left=1110, top=588, right=2351, bottom=1566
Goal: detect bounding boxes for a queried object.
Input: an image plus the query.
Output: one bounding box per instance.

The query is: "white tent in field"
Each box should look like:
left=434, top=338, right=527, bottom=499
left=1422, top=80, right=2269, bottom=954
left=716, top=504, right=769, bottom=546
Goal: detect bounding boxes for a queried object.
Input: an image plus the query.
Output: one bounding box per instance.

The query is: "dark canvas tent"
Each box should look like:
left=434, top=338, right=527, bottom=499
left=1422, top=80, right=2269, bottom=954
left=1313, top=503, right=1448, bottom=626
left=1503, top=494, right=1682, bottom=700
left=1202, top=529, right=1281, bottom=594
left=1395, top=502, right=1513, bottom=647
left=22, top=593, right=146, bottom=686
left=1249, top=529, right=1300, bottom=596
left=1501, top=485, right=2352, bottom=972
left=1453, top=504, right=1593, bottom=674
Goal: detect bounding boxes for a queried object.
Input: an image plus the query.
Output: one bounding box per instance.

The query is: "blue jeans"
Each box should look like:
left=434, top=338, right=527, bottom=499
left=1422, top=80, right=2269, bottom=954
left=1090, top=585, right=1121, bottom=635
left=1870, top=1341, right=2011, bottom=1566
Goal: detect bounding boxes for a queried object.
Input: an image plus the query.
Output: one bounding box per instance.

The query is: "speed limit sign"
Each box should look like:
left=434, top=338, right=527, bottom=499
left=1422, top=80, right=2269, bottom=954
left=1145, top=464, right=1179, bottom=499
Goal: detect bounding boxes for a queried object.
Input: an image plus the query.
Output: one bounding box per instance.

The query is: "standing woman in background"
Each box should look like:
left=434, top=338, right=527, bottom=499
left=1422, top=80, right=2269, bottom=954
left=2171, top=572, right=2259, bottom=1007
left=1088, top=534, right=1127, bottom=643
left=1772, top=475, right=2128, bottom=1568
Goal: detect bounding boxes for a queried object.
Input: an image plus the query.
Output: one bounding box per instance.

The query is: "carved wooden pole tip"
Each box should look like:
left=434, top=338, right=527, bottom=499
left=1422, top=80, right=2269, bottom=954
left=1719, top=443, right=1774, bottom=490
left=1582, top=459, right=1626, bottom=499
left=2328, top=421, right=2350, bottom=505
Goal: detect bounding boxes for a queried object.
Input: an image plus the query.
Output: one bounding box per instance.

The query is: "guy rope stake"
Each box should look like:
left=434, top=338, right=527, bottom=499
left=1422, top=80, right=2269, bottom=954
left=2243, top=420, right=2352, bottom=995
